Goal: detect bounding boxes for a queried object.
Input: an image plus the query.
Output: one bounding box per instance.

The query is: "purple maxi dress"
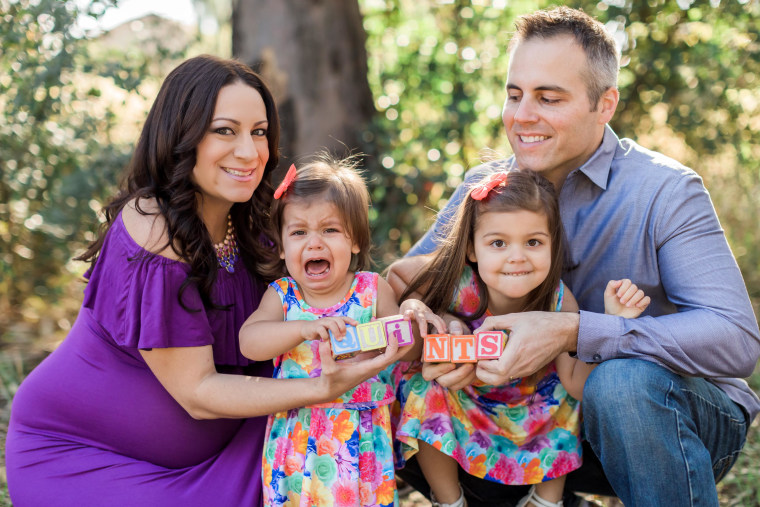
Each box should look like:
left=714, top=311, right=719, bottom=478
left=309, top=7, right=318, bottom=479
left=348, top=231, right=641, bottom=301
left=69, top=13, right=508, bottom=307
left=5, top=213, right=273, bottom=506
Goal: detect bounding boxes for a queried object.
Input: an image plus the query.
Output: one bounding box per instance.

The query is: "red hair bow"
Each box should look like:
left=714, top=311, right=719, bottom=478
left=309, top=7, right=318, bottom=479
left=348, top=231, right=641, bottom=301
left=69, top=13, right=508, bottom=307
left=470, top=171, right=508, bottom=200
left=273, top=164, right=297, bottom=199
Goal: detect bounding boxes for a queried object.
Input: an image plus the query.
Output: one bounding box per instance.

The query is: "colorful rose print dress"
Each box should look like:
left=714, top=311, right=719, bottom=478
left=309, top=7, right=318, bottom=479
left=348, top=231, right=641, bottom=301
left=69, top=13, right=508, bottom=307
left=262, top=272, right=397, bottom=507
left=391, top=266, right=582, bottom=485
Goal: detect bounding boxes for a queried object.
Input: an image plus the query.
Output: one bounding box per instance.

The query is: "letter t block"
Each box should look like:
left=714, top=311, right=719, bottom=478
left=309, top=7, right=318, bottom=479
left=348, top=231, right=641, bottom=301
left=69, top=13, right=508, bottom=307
left=451, top=335, right=477, bottom=363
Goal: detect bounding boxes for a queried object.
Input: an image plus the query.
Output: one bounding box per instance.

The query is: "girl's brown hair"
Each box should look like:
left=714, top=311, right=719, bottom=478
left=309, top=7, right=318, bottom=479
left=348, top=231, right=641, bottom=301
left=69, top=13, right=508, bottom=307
left=265, top=152, right=372, bottom=278
left=402, top=168, right=564, bottom=323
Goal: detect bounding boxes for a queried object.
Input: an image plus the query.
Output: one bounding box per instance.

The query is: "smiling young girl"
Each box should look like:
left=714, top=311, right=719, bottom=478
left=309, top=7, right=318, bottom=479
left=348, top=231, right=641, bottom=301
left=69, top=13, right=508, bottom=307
left=239, top=154, right=443, bottom=506
left=388, top=169, right=649, bottom=507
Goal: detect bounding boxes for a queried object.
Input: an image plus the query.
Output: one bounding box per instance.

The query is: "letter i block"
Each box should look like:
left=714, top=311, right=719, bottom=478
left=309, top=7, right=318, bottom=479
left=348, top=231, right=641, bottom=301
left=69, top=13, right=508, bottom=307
left=356, top=321, right=387, bottom=351
left=330, top=326, right=361, bottom=360
left=381, top=316, right=415, bottom=347
left=423, top=334, right=451, bottom=362
left=476, top=330, right=506, bottom=359
left=451, top=335, right=477, bottom=363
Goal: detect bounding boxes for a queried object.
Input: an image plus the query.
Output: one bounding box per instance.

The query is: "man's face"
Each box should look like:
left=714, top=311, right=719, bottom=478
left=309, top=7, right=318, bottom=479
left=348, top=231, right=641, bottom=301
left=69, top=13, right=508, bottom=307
left=502, top=34, right=617, bottom=186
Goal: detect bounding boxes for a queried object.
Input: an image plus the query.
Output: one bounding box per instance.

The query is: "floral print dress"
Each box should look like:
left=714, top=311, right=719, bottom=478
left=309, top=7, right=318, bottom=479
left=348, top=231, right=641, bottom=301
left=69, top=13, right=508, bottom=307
left=389, top=266, right=582, bottom=485
left=262, top=272, right=397, bottom=507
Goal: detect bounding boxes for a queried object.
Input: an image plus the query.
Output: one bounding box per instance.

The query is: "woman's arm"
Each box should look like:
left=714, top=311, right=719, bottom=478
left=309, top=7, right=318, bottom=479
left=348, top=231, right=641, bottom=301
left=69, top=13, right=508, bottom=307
left=141, top=337, right=403, bottom=420
left=385, top=254, right=433, bottom=300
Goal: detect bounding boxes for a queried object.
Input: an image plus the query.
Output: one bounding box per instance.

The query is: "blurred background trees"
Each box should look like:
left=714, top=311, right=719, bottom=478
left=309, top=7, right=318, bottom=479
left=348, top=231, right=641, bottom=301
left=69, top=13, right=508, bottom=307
left=1, top=0, right=759, bottom=503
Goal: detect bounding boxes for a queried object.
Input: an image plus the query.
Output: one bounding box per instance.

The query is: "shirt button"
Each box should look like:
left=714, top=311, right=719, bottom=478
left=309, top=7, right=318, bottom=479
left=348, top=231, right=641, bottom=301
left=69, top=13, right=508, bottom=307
left=593, top=354, right=602, bottom=362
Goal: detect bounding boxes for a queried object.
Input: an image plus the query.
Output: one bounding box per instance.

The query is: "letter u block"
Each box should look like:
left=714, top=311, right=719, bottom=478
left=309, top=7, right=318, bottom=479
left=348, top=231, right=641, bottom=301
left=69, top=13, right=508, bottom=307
left=476, top=330, right=506, bottom=359
left=357, top=321, right=387, bottom=351
left=381, top=316, right=415, bottom=347
left=330, top=326, right=361, bottom=360
left=451, top=335, right=477, bottom=363
left=423, top=334, right=451, bottom=362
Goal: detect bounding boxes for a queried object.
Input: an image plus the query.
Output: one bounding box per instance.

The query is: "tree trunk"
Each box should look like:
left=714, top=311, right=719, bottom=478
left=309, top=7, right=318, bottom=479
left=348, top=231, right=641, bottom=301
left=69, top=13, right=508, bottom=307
left=232, top=0, right=375, bottom=171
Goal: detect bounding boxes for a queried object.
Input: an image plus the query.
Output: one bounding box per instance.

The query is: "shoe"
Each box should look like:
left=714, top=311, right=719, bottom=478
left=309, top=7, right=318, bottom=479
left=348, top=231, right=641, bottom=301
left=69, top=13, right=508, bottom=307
left=430, top=485, right=466, bottom=507
left=516, top=486, right=564, bottom=507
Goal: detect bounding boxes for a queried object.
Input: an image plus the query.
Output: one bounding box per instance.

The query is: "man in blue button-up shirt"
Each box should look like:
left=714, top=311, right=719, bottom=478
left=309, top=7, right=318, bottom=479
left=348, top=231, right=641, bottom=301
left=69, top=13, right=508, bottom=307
left=392, top=6, right=760, bottom=507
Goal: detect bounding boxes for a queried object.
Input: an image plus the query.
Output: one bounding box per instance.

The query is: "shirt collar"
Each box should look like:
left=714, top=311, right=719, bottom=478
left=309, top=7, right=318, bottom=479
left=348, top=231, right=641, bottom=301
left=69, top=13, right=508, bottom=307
left=571, top=124, right=619, bottom=190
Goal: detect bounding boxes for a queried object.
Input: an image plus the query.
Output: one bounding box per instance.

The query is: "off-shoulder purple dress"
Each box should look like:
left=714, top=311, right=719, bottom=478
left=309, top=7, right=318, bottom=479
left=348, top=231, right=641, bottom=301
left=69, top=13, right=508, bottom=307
left=6, top=213, right=273, bottom=506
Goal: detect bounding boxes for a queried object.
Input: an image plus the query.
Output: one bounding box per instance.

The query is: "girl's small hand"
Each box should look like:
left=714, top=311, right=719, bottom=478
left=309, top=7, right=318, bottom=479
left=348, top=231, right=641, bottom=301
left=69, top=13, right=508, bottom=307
left=315, top=331, right=404, bottom=402
left=420, top=319, right=477, bottom=390
left=301, top=316, right=358, bottom=342
left=604, top=279, right=651, bottom=319
left=399, top=299, right=447, bottom=336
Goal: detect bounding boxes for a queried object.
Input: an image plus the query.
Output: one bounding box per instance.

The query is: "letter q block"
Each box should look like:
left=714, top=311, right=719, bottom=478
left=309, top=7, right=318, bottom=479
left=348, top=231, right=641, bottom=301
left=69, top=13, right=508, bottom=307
left=330, top=326, right=361, bottom=360
left=357, top=321, right=387, bottom=351
left=423, top=334, right=451, bottom=362
left=380, top=315, right=415, bottom=347
left=476, top=330, right=506, bottom=359
left=451, top=335, right=477, bottom=363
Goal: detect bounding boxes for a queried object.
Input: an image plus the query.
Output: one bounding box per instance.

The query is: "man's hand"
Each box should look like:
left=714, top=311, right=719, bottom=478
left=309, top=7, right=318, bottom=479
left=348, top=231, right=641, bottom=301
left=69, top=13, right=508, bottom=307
left=475, top=311, right=579, bottom=385
left=420, top=319, right=477, bottom=390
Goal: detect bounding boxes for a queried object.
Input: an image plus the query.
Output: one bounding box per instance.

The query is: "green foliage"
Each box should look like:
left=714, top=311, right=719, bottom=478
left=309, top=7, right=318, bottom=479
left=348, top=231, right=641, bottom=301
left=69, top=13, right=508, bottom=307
left=0, top=0, right=185, bottom=335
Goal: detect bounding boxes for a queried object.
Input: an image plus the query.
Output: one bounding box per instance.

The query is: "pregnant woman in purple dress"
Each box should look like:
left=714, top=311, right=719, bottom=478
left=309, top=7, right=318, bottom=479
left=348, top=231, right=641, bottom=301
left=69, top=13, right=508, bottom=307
left=5, top=55, right=404, bottom=507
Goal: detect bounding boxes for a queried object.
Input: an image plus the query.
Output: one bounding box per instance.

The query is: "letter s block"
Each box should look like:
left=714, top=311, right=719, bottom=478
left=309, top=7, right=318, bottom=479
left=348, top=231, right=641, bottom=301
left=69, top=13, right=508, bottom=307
left=451, top=335, right=477, bottom=363
left=381, top=316, right=415, bottom=347
left=357, top=321, right=387, bottom=351
left=330, top=326, right=361, bottom=360
left=423, top=334, right=451, bottom=362
left=476, top=330, right=506, bottom=359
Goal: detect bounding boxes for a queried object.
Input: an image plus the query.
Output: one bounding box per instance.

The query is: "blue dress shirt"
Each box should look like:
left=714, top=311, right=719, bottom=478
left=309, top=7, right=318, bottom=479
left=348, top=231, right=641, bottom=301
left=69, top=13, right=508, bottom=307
left=408, top=125, right=760, bottom=421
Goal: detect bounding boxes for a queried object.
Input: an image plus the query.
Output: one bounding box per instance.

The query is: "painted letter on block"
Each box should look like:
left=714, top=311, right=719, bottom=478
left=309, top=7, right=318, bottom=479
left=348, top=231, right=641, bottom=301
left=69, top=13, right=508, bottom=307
left=451, top=335, right=477, bottom=363
left=476, top=331, right=505, bottom=359
left=330, top=326, right=361, bottom=359
left=424, top=334, right=451, bottom=362
left=383, top=317, right=415, bottom=347
left=357, top=321, right=387, bottom=351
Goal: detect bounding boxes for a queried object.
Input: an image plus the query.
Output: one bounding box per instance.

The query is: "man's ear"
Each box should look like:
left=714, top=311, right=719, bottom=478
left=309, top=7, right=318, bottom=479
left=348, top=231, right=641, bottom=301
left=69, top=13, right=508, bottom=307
left=597, top=86, right=619, bottom=124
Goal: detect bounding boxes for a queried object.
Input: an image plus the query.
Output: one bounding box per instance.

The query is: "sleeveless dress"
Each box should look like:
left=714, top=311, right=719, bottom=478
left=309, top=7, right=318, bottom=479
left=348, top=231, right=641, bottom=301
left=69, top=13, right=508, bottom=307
left=262, top=272, right=397, bottom=507
left=6, top=212, right=273, bottom=507
left=390, top=266, right=582, bottom=485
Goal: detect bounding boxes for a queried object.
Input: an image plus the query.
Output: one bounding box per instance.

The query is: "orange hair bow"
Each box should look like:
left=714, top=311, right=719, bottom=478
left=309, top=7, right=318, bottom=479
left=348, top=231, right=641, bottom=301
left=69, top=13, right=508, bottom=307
left=470, top=171, right=508, bottom=200
left=273, top=164, right=297, bottom=199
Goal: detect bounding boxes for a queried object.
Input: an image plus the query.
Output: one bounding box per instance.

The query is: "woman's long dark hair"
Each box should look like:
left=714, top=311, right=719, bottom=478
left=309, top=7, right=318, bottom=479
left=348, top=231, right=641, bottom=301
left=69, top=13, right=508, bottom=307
left=77, top=55, right=281, bottom=309
left=401, top=169, right=564, bottom=324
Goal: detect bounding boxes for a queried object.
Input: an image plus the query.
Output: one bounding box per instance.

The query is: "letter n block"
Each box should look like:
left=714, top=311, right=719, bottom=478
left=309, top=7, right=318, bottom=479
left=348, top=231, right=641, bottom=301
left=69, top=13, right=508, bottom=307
left=451, top=335, right=477, bottom=363
left=381, top=316, right=415, bottom=347
left=357, top=321, right=387, bottom=351
left=423, top=334, right=451, bottom=362
left=476, top=330, right=506, bottom=359
left=330, top=326, right=361, bottom=360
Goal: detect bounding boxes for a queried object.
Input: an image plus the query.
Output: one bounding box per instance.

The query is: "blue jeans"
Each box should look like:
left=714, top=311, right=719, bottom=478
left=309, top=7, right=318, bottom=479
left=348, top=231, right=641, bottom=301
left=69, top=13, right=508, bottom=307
left=582, top=359, right=749, bottom=506
left=396, top=359, right=749, bottom=507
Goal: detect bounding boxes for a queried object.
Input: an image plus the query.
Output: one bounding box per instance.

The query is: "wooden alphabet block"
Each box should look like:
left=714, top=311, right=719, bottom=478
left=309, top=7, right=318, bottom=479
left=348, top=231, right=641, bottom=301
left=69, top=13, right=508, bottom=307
left=423, top=334, right=451, bottom=362
left=451, top=335, right=477, bottom=363
left=380, top=315, right=415, bottom=347
left=356, top=321, right=387, bottom=351
left=330, top=326, right=361, bottom=360
left=476, top=330, right=506, bottom=359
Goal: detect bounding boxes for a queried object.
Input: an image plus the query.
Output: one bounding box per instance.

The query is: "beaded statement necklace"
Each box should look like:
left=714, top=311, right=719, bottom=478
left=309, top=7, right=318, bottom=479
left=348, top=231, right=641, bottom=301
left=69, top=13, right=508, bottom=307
left=213, top=214, right=239, bottom=273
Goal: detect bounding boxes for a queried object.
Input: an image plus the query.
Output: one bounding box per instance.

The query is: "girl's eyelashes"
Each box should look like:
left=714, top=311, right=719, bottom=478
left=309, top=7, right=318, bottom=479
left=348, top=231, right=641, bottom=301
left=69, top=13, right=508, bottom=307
left=490, top=239, right=506, bottom=248
left=527, top=239, right=542, bottom=247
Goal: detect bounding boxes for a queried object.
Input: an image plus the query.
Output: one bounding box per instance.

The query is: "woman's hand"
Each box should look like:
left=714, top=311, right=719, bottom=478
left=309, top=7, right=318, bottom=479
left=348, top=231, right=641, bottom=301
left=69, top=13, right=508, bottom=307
left=301, top=316, right=358, bottom=341
left=315, top=328, right=407, bottom=402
